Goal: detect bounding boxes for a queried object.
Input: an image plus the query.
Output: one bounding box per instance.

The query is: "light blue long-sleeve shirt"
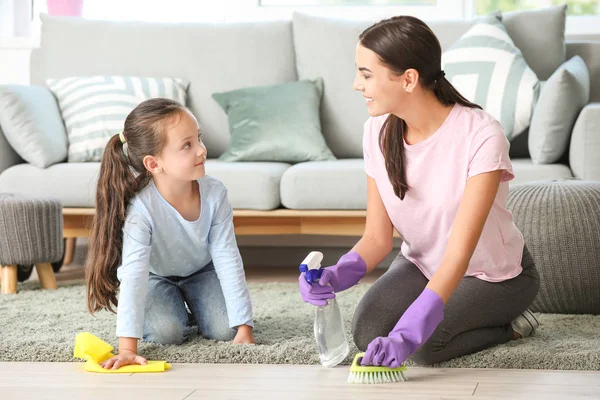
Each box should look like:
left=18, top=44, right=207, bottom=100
left=115, top=175, right=253, bottom=338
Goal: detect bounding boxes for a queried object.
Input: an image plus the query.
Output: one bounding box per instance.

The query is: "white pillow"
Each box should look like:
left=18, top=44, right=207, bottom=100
left=442, top=18, right=540, bottom=141
left=47, top=76, right=189, bottom=162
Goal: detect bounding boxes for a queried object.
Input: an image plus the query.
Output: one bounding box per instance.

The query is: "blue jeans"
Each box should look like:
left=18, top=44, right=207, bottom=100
left=143, top=262, right=236, bottom=345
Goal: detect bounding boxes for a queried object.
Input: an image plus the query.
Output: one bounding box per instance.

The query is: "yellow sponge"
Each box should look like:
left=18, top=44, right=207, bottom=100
left=74, top=332, right=171, bottom=373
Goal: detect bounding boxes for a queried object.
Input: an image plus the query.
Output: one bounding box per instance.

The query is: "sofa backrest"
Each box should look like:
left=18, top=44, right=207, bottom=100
left=30, top=14, right=297, bottom=158
left=293, top=6, right=570, bottom=159
left=30, top=11, right=599, bottom=163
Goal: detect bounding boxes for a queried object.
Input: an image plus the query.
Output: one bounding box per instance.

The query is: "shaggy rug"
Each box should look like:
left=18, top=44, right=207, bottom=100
left=1, top=280, right=599, bottom=370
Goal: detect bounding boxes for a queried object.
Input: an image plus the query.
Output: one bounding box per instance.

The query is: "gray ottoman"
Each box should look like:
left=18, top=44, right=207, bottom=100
left=0, top=194, right=64, bottom=294
left=507, top=180, right=600, bottom=314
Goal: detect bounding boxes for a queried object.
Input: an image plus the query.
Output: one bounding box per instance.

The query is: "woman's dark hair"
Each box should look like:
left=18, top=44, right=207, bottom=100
left=359, top=16, right=482, bottom=199
left=86, top=98, right=185, bottom=314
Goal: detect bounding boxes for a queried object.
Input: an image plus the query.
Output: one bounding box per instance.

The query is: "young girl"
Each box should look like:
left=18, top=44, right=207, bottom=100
left=299, top=16, right=540, bottom=367
left=86, top=98, right=254, bottom=370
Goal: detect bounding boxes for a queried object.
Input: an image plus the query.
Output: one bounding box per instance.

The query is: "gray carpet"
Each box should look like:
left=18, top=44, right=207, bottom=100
left=1, top=280, right=600, bottom=370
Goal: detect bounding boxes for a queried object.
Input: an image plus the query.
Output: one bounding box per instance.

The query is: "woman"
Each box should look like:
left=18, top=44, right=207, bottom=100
left=299, top=15, right=539, bottom=367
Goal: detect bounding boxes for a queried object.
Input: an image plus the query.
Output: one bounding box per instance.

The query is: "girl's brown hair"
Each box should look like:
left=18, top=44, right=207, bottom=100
left=359, top=16, right=482, bottom=200
left=86, top=98, right=185, bottom=314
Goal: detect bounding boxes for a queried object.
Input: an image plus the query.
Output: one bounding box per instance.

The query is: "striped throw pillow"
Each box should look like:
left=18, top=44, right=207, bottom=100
left=442, top=18, right=540, bottom=141
left=46, top=76, right=190, bottom=162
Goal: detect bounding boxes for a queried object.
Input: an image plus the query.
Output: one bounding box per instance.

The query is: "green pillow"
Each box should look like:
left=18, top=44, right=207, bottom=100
left=212, top=78, right=336, bottom=163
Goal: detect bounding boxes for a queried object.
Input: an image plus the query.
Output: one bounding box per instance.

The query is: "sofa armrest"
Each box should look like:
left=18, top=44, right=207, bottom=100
left=0, top=124, right=23, bottom=175
left=569, top=102, right=600, bottom=180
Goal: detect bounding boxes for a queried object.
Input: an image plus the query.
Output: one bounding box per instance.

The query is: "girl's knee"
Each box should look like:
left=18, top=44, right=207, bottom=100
left=204, top=325, right=236, bottom=342
left=144, top=320, right=188, bottom=345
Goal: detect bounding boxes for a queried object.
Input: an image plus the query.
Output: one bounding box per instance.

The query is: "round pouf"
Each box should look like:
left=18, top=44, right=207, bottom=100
left=0, top=193, right=63, bottom=294
left=507, top=180, right=600, bottom=314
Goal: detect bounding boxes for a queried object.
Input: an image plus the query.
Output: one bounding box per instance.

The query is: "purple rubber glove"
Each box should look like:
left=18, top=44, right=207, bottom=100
left=299, top=251, right=367, bottom=306
left=361, top=288, right=444, bottom=368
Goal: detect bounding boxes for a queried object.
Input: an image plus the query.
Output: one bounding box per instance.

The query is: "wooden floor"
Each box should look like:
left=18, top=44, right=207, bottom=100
left=4, top=253, right=600, bottom=399
left=2, top=362, right=600, bottom=399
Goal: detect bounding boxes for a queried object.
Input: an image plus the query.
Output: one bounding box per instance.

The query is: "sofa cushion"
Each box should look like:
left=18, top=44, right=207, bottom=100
left=510, top=159, right=573, bottom=184
left=442, top=17, right=540, bottom=141
left=292, top=13, right=371, bottom=159
left=0, top=163, right=99, bottom=207
left=31, top=14, right=297, bottom=159
left=279, top=158, right=572, bottom=210
left=204, top=160, right=289, bottom=210
left=0, top=85, right=68, bottom=168
left=0, top=160, right=288, bottom=210
left=280, top=159, right=367, bottom=209
left=502, top=5, right=567, bottom=81
left=529, top=56, right=590, bottom=165
left=46, top=76, right=189, bottom=162
left=212, top=78, right=335, bottom=163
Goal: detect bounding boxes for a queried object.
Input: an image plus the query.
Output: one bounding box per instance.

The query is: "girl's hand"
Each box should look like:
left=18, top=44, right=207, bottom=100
left=100, top=350, right=148, bottom=370
left=233, top=324, right=255, bottom=344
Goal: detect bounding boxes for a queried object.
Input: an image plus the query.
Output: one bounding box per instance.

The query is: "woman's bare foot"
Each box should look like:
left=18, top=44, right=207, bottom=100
left=512, top=330, right=521, bottom=340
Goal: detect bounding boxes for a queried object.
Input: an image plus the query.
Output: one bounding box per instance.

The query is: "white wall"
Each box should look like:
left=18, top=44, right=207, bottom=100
left=0, top=0, right=33, bottom=37
left=0, top=0, right=36, bottom=84
left=0, top=40, right=33, bottom=85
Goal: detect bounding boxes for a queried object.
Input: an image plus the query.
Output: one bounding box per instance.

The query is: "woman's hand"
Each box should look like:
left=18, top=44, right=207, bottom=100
left=100, top=350, right=148, bottom=370
left=361, top=288, right=444, bottom=368
left=299, top=251, right=367, bottom=306
left=233, top=324, right=255, bottom=344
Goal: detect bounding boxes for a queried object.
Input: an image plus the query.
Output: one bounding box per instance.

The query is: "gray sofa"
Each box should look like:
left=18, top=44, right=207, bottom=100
left=1, top=8, right=599, bottom=212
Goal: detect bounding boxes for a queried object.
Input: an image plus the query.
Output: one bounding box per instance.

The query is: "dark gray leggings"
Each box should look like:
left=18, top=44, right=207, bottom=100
left=352, top=246, right=539, bottom=365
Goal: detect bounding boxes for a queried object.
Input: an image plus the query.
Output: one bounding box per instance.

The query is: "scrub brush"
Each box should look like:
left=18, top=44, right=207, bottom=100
left=347, top=352, right=407, bottom=384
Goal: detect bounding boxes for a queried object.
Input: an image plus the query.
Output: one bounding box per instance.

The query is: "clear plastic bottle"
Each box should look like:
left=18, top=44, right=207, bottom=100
left=300, top=251, right=350, bottom=368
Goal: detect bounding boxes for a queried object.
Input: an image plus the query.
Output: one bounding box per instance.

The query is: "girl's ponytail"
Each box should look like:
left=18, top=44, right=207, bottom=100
left=85, top=134, right=149, bottom=314
left=84, top=97, right=186, bottom=314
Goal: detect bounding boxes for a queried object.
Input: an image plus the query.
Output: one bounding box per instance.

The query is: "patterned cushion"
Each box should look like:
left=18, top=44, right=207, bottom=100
left=442, top=18, right=540, bottom=141
left=46, top=76, right=189, bottom=162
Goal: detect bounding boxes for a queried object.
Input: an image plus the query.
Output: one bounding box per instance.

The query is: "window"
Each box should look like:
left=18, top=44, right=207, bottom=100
left=260, top=0, right=434, bottom=5
left=40, top=0, right=597, bottom=35
left=256, top=0, right=461, bottom=20
left=474, top=0, right=599, bottom=16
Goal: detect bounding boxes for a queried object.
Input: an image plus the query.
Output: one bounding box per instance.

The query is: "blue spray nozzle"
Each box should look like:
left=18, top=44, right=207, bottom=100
left=299, top=251, right=325, bottom=284
left=305, top=267, right=324, bottom=284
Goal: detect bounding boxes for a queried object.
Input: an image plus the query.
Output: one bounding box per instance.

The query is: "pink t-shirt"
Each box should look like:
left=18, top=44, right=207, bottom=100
left=363, top=104, right=524, bottom=282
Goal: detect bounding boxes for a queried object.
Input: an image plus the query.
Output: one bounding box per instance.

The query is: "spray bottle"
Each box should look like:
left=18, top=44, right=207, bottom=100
left=300, top=251, right=350, bottom=368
